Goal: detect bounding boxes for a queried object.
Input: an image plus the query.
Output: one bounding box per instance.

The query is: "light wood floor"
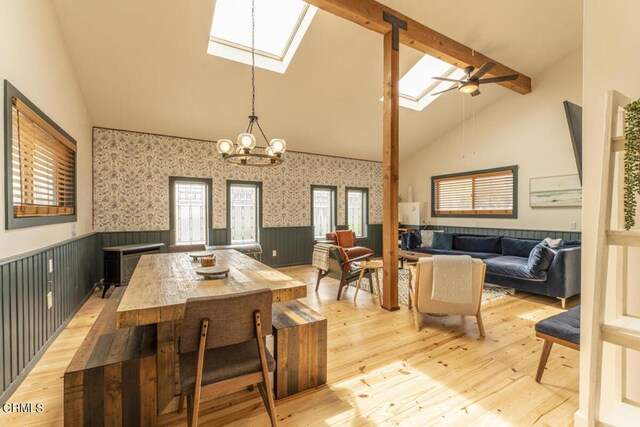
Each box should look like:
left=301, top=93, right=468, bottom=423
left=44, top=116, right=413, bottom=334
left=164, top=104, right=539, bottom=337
left=0, top=265, right=579, bottom=426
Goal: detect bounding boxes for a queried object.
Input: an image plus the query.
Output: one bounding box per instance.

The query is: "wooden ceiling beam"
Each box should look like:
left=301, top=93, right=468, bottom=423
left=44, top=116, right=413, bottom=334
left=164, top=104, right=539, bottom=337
left=306, top=0, right=532, bottom=95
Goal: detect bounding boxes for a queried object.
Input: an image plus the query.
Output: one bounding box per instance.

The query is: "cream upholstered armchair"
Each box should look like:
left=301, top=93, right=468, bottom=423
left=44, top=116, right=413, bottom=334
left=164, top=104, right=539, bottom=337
left=408, top=257, right=487, bottom=337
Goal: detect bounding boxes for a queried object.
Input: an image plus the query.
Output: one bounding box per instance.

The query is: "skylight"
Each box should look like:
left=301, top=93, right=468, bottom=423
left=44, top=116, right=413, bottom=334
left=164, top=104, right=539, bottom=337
left=398, top=55, right=466, bottom=111
left=208, top=0, right=317, bottom=74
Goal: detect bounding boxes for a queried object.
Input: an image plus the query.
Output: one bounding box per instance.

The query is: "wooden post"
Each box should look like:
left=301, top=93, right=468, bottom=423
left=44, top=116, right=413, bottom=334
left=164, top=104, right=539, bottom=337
left=381, top=14, right=404, bottom=311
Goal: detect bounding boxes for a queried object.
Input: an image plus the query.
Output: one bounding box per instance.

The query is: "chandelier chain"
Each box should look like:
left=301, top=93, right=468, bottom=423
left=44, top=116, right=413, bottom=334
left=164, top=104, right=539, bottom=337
left=251, top=0, right=256, bottom=117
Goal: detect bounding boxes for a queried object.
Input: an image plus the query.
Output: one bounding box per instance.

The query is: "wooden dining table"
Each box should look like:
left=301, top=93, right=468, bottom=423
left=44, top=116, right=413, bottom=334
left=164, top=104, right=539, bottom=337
left=116, top=249, right=308, bottom=415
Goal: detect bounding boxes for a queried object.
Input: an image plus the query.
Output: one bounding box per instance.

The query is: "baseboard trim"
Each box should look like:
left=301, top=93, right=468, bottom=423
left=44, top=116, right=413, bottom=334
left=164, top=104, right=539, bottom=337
left=573, top=410, right=588, bottom=427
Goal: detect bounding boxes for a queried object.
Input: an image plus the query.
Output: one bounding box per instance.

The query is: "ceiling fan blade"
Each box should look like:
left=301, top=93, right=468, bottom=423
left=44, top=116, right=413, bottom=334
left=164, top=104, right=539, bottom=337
left=471, top=62, right=496, bottom=79
left=478, top=74, right=519, bottom=84
left=432, top=77, right=461, bottom=83
left=471, top=89, right=481, bottom=97
left=430, top=86, right=458, bottom=96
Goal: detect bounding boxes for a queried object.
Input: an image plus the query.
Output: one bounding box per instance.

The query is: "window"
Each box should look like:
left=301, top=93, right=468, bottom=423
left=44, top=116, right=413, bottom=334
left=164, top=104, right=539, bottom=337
left=208, top=0, right=317, bottom=73
left=169, top=177, right=212, bottom=245
left=4, top=80, right=77, bottom=229
left=311, top=186, right=336, bottom=239
left=228, top=181, right=261, bottom=244
left=397, top=55, right=467, bottom=111
left=346, top=187, right=368, bottom=238
left=432, top=166, right=518, bottom=218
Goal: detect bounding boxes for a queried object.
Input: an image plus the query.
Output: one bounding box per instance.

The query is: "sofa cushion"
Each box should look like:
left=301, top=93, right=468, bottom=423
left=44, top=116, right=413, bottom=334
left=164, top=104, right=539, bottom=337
left=502, top=237, right=541, bottom=258
left=453, top=235, right=502, bottom=254
left=344, top=246, right=373, bottom=260
left=527, top=243, right=555, bottom=274
left=535, top=305, right=581, bottom=345
left=562, top=240, right=582, bottom=248
left=410, top=247, right=500, bottom=260
left=432, top=232, right=454, bottom=250
left=484, top=256, right=547, bottom=281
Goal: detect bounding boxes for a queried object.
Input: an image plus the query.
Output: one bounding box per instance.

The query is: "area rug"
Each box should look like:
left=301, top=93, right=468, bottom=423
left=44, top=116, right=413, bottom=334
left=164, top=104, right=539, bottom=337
left=352, top=268, right=515, bottom=306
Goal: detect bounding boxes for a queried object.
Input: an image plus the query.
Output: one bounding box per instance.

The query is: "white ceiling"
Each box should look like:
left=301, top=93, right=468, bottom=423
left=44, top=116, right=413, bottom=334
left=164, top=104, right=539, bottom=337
left=52, top=0, right=582, bottom=161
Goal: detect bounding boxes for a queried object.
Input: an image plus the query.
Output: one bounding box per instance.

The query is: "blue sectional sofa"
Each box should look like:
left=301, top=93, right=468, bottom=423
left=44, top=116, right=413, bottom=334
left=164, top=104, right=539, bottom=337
left=402, top=233, right=581, bottom=305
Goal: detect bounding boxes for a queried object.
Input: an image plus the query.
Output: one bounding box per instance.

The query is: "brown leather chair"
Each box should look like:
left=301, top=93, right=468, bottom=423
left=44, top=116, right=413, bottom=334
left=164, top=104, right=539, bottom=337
left=178, top=289, right=277, bottom=426
left=316, top=245, right=373, bottom=300
left=325, top=230, right=373, bottom=260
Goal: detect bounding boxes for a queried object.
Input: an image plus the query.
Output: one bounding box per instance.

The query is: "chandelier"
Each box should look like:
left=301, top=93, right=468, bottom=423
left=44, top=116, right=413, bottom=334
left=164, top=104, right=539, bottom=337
left=215, top=0, right=286, bottom=167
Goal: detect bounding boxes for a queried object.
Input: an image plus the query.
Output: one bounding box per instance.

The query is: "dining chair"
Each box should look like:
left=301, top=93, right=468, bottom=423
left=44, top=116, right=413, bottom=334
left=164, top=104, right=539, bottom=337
left=409, top=257, right=487, bottom=336
left=178, top=289, right=277, bottom=426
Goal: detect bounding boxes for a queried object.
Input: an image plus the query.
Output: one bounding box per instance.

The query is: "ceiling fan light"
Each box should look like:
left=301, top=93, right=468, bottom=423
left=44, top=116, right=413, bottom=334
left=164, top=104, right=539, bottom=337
left=216, top=139, right=234, bottom=155
left=269, top=138, right=286, bottom=154
left=237, top=133, right=256, bottom=150
left=459, top=82, right=479, bottom=94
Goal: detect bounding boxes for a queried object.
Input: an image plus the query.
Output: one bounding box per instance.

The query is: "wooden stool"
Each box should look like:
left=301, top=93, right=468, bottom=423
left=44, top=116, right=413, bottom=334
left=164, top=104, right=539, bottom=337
left=354, top=259, right=383, bottom=305
left=272, top=300, right=327, bottom=399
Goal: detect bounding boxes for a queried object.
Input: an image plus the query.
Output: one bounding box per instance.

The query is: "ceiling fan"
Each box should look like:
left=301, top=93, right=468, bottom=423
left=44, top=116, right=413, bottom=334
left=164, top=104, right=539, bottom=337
left=431, top=62, right=519, bottom=97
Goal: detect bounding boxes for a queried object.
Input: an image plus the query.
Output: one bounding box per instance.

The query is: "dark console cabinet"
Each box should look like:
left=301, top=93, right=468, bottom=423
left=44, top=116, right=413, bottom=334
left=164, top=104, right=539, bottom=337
left=102, top=243, right=164, bottom=297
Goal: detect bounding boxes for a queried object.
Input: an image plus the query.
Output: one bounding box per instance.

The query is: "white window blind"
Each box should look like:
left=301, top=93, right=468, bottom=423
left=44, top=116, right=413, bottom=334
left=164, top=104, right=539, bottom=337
left=11, top=98, right=76, bottom=218
left=433, top=169, right=514, bottom=216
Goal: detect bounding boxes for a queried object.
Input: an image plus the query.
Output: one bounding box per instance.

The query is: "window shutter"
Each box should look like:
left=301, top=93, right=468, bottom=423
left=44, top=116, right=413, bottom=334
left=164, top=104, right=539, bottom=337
left=434, top=168, right=514, bottom=216
left=11, top=99, right=76, bottom=218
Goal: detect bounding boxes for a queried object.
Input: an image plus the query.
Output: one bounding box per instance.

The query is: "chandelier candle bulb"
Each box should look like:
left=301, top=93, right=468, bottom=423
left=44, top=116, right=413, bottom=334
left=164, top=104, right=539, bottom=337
left=216, top=139, right=234, bottom=155
left=238, top=132, right=256, bottom=150
left=269, top=138, right=286, bottom=154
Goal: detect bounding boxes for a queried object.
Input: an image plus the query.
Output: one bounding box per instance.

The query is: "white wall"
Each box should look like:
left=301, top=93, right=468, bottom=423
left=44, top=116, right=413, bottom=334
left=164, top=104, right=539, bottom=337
left=399, top=49, right=583, bottom=231
left=0, top=0, right=93, bottom=259
left=577, top=0, right=640, bottom=424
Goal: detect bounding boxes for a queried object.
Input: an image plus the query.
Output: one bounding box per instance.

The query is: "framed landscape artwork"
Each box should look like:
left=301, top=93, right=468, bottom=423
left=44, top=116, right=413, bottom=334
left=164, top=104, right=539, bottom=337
left=530, top=174, right=582, bottom=207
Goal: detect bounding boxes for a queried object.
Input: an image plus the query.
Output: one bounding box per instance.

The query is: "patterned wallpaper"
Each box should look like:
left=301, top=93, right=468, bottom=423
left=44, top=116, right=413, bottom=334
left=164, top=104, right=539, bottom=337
left=93, top=128, right=383, bottom=231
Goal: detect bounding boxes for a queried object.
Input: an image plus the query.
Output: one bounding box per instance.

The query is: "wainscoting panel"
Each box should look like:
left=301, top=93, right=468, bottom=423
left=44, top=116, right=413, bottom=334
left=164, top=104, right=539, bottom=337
left=0, top=233, right=101, bottom=403
left=261, top=227, right=316, bottom=267
left=357, top=224, right=383, bottom=257
left=401, top=224, right=581, bottom=242
left=98, top=231, right=171, bottom=248
left=210, top=228, right=228, bottom=246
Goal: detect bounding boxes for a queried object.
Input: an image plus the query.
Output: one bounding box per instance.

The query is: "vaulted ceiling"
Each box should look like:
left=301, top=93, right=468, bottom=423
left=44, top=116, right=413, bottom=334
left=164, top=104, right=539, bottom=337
left=52, top=0, right=582, bottom=161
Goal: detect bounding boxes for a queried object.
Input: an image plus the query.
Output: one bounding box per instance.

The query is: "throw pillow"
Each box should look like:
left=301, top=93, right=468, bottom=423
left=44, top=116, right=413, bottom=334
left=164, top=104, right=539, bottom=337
left=419, top=230, right=444, bottom=248
left=431, top=232, right=454, bottom=250
left=335, top=230, right=356, bottom=247
left=401, top=231, right=421, bottom=250
left=527, top=243, right=555, bottom=274
left=453, top=235, right=503, bottom=253
left=542, top=237, right=563, bottom=248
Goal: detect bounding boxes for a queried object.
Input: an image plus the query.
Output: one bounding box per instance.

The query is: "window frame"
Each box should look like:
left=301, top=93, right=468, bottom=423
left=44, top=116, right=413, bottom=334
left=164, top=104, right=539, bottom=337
left=169, top=176, right=213, bottom=246
left=227, top=180, right=262, bottom=244
left=345, top=187, right=369, bottom=238
left=311, top=185, right=337, bottom=239
left=431, top=165, right=518, bottom=219
left=4, top=80, right=78, bottom=230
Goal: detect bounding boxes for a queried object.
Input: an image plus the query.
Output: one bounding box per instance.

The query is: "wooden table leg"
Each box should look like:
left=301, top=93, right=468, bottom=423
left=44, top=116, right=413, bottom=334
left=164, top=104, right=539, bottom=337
left=354, top=268, right=366, bottom=300
left=157, top=321, right=179, bottom=415
left=375, top=268, right=382, bottom=306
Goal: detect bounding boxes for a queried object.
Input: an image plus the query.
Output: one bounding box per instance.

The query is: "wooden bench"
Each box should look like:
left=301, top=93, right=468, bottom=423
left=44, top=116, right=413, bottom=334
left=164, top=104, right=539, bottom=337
left=64, top=287, right=157, bottom=426
left=272, top=300, right=327, bottom=399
